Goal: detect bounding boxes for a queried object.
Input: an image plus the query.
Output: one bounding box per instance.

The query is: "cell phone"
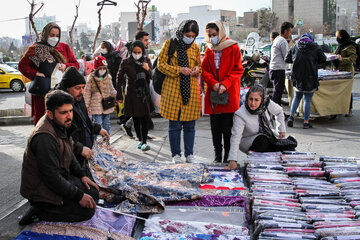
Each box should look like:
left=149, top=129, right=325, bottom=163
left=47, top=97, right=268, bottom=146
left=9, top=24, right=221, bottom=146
left=97, top=199, right=105, bottom=206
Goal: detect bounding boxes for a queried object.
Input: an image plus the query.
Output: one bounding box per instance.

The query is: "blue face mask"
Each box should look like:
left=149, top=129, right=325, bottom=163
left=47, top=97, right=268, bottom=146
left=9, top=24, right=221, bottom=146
left=183, top=36, right=194, bottom=45
left=210, top=36, right=218, bottom=45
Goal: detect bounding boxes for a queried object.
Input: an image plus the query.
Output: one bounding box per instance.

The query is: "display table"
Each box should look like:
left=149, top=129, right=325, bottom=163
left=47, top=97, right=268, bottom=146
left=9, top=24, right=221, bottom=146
left=286, top=77, right=353, bottom=117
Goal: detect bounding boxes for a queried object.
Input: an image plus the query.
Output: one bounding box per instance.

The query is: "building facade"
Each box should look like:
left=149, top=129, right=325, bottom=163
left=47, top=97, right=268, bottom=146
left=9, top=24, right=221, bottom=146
left=336, top=0, right=359, bottom=35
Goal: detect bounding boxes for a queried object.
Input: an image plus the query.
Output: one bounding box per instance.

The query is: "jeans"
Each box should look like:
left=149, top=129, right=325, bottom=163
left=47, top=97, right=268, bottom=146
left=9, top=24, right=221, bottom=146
left=93, top=114, right=111, bottom=134
left=270, top=70, right=286, bottom=105
left=290, top=91, right=314, bottom=121
left=168, top=120, right=196, bottom=157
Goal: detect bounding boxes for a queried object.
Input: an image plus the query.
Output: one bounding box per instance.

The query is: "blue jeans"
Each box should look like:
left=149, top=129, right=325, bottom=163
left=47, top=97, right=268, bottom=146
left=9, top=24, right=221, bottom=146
left=168, top=120, right=196, bottom=157
left=93, top=114, right=111, bottom=134
left=290, top=91, right=314, bottom=121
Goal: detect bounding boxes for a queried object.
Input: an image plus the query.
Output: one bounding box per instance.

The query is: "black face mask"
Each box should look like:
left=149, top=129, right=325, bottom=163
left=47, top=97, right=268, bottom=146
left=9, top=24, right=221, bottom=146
left=337, top=37, right=344, bottom=44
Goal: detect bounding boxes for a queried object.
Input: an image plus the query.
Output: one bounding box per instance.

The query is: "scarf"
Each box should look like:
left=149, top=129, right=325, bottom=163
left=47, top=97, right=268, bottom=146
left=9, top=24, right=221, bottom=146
left=205, top=20, right=237, bottom=51
left=245, top=96, right=276, bottom=142
left=129, top=40, right=148, bottom=102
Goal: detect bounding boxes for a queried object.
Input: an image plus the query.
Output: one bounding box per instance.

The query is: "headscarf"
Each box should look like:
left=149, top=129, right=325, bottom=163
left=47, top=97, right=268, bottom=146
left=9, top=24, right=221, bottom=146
left=28, top=22, right=66, bottom=67
left=244, top=85, right=276, bottom=142
left=130, top=40, right=147, bottom=102
left=335, top=30, right=356, bottom=68
left=176, top=19, right=199, bottom=105
left=299, top=33, right=314, bottom=42
left=205, top=21, right=237, bottom=51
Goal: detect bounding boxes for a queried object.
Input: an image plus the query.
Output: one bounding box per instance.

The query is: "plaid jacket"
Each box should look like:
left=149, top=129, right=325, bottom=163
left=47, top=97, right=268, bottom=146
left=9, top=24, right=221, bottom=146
left=158, top=39, right=202, bottom=121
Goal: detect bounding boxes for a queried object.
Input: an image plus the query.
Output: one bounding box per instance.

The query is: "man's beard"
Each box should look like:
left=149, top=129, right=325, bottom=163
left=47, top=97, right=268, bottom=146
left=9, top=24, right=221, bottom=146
left=75, top=94, right=83, bottom=102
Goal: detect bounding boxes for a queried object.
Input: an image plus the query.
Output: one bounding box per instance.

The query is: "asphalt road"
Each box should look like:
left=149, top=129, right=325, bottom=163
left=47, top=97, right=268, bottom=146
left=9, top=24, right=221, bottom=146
left=0, top=89, right=25, bottom=111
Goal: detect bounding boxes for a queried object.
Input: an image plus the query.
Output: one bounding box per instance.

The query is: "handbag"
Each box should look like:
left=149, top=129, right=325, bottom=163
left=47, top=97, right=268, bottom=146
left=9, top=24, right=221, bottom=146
left=93, top=78, right=116, bottom=110
left=28, top=75, right=51, bottom=96
left=210, top=90, right=229, bottom=113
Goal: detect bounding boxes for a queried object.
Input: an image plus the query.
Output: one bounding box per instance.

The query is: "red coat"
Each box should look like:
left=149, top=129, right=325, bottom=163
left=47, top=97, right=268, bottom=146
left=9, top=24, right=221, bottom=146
left=201, top=43, right=244, bottom=114
left=56, top=42, right=79, bottom=70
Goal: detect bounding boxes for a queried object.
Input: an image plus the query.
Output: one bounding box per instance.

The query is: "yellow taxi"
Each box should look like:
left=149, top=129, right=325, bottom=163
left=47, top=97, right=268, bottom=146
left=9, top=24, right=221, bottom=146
left=0, top=64, right=25, bottom=92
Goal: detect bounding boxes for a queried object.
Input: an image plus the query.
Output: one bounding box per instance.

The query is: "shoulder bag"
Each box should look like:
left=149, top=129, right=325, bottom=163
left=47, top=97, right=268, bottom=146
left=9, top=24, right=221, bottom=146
left=93, top=78, right=116, bottom=110
left=28, top=75, right=51, bottom=96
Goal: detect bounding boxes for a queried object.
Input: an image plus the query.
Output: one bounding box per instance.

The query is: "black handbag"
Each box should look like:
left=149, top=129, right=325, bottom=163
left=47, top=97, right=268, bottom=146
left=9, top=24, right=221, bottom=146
left=28, top=76, right=51, bottom=96
left=93, top=78, right=116, bottom=110
left=210, top=90, right=229, bottom=113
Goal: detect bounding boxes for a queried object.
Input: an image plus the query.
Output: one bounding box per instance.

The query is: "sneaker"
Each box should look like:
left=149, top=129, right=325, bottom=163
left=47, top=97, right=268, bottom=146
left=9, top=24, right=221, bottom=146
left=186, top=155, right=196, bottom=163
left=19, top=206, right=40, bottom=226
left=121, top=124, right=133, bottom=137
left=172, top=155, right=182, bottom=164
left=303, top=122, right=312, bottom=129
left=287, top=116, right=294, bottom=128
left=141, top=144, right=150, bottom=151
left=137, top=142, right=143, bottom=149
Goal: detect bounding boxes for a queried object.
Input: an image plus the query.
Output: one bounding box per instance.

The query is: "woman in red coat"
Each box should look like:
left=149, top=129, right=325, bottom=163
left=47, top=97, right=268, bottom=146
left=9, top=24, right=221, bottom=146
left=201, top=21, right=244, bottom=163
left=19, top=22, right=79, bottom=125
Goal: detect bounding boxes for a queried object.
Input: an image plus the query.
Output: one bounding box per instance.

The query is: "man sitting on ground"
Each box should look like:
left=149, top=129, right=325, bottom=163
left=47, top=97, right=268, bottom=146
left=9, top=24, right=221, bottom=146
left=19, top=90, right=99, bottom=225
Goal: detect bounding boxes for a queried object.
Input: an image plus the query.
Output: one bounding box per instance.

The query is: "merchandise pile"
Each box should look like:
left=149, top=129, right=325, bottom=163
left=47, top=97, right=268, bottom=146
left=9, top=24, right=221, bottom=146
left=141, top=164, right=250, bottom=240
left=318, top=69, right=353, bottom=81
left=324, top=53, right=338, bottom=62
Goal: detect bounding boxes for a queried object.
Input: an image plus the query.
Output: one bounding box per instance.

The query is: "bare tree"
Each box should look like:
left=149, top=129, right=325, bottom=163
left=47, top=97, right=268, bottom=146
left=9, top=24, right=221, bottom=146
left=93, top=3, right=105, bottom=52
left=134, top=0, right=151, bottom=31
left=27, top=0, right=44, bottom=41
left=69, top=0, right=80, bottom=52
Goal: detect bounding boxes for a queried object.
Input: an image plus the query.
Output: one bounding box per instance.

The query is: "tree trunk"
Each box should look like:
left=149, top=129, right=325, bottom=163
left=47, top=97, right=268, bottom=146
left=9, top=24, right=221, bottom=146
left=93, top=4, right=104, bottom=52
left=27, top=0, right=44, bottom=41
left=69, top=0, right=80, bottom=53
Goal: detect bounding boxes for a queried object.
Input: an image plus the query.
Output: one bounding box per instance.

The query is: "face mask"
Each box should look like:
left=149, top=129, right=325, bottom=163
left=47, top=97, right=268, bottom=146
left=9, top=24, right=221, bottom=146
left=336, top=37, right=344, bottom=44
left=98, top=69, right=106, bottom=76
left=100, top=48, right=108, bottom=54
left=132, top=53, right=142, bottom=60
left=183, top=36, right=194, bottom=45
left=47, top=37, right=59, bottom=47
left=210, top=36, right=218, bottom=45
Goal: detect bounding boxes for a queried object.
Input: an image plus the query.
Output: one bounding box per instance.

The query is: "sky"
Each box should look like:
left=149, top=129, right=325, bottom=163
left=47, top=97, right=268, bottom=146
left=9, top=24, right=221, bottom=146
left=0, top=0, right=271, bottom=40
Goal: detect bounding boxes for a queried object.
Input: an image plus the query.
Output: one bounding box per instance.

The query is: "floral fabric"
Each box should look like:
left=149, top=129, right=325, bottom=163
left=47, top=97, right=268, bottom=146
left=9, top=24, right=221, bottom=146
left=140, top=232, right=250, bottom=240
left=14, top=231, right=90, bottom=240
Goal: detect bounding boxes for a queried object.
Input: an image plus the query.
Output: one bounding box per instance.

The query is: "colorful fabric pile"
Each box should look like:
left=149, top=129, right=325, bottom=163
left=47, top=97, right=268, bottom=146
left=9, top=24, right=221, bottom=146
left=324, top=53, right=338, bottom=62
left=318, top=69, right=353, bottom=81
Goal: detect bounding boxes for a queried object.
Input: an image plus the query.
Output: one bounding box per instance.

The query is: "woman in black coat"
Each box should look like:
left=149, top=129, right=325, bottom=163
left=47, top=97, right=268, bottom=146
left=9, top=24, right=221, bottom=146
left=100, top=41, right=122, bottom=88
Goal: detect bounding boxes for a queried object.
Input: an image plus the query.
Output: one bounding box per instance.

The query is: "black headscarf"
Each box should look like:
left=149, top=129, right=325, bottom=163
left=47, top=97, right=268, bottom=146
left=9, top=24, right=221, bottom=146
left=176, top=20, right=199, bottom=105
left=130, top=40, right=147, bottom=102
left=335, top=30, right=356, bottom=68
left=245, top=85, right=276, bottom=142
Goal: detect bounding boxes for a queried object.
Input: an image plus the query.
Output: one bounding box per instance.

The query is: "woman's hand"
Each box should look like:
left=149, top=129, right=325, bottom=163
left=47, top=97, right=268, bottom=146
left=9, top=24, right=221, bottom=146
left=59, top=64, right=66, bottom=72
left=279, top=132, right=286, bottom=139
left=35, top=72, right=45, bottom=77
left=218, top=84, right=227, bottom=94
left=180, top=67, right=192, bottom=76
left=213, top=82, right=220, bottom=91
left=225, top=160, right=238, bottom=170
left=337, top=54, right=342, bottom=61
left=142, top=62, right=150, bottom=71
left=190, top=66, right=199, bottom=76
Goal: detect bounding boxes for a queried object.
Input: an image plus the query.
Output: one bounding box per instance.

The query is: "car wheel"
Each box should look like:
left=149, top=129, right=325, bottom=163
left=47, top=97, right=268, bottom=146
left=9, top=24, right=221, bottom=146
left=10, top=79, right=24, bottom=92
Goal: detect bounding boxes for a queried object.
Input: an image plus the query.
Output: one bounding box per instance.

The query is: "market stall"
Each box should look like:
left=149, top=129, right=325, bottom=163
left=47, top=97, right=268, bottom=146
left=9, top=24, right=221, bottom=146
left=286, top=69, right=353, bottom=117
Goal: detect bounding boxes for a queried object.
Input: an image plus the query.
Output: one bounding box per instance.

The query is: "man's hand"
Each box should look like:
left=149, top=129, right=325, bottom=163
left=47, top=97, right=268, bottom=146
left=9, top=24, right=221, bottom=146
left=79, top=193, right=96, bottom=209
left=59, top=64, right=66, bottom=73
left=180, top=67, right=192, bottom=76
left=190, top=66, right=199, bottom=76
left=218, top=85, right=227, bottom=94
left=225, top=160, right=238, bottom=170
left=213, top=82, right=220, bottom=91
left=99, top=128, right=110, bottom=141
left=279, top=132, right=286, bottom=139
left=81, top=146, right=92, bottom=160
left=81, top=176, right=99, bottom=190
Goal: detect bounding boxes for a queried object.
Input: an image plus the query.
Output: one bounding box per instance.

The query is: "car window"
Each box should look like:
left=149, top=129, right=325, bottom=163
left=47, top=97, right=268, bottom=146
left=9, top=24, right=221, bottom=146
left=0, top=64, right=17, bottom=73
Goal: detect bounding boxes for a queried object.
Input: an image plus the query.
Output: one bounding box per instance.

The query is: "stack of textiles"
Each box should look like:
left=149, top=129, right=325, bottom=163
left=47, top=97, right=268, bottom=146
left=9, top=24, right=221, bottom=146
left=324, top=53, right=338, bottom=62
left=246, top=152, right=316, bottom=240
left=25, top=208, right=136, bottom=240
left=318, top=69, right=353, bottom=81
left=140, top=165, right=250, bottom=239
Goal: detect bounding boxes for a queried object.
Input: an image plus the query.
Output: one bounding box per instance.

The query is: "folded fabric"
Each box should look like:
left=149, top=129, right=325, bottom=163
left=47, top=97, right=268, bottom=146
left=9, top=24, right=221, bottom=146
left=140, top=232, right=250, bottom=240
left=167, top=195, right=247, bottom=208
left=14, top=231, right=91, bottom=240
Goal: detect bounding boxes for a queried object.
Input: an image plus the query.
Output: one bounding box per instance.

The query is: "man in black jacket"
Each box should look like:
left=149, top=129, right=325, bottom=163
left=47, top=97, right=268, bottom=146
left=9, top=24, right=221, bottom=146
left=19, top=90, right=99, bottom=225
left=56, top=67, right=110, bottom=168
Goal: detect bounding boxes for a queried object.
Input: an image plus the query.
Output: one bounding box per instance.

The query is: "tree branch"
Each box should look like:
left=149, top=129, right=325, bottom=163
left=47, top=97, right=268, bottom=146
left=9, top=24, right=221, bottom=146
left=93, top=3, right=104, bottom=52
left=27, top=0, right=44, bottom=41
left=135, top=2, right=141, bottom=30
left=69, top=0, right=80, bottom=53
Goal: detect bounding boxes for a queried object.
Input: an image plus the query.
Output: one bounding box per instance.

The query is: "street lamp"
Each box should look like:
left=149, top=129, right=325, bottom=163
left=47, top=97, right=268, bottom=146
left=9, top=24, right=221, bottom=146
left=97, top=0, right=117, bottom=6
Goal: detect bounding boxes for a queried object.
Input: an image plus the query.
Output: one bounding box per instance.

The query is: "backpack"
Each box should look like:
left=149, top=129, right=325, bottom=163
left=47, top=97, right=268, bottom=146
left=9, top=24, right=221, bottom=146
left=152, top=38, right=177, bottom=95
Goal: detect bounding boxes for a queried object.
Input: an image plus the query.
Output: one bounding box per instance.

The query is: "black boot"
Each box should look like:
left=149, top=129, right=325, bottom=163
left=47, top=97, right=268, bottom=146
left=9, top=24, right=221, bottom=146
left=223, top=152, right=229, bottom=164
left=213, top=149, right=222, bottom=163
left=19, top=206, right=40, bottom=226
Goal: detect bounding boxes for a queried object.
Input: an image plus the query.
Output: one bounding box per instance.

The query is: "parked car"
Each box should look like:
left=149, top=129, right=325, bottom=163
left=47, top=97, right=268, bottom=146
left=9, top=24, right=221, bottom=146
left=0, top=64, right=25, bottom=92
left=5, top=61, right=19, bottom=70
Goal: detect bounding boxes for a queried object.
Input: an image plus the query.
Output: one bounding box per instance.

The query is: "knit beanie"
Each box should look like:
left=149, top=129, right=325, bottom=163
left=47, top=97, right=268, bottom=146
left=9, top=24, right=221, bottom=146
left=93, top=56, right=108, bottom=69
left=60, top=66, right=86, bottom=88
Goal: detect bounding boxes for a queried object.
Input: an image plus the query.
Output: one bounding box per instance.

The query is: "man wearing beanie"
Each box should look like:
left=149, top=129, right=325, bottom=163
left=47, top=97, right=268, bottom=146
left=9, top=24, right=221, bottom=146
left=56, top=66, right=109, bottom=169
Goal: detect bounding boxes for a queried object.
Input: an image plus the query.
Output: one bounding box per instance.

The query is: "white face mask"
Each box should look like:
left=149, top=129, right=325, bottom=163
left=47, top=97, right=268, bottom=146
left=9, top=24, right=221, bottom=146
left=47, top=37, right=59, bottom=47
left=100, top=48, right=108, bottom=54
left=98, top=69, right=106, bottom=76
left=183, top=36, right=194, bottom=45
left=210, top=36, right=218, bottom=45
left=132, top=53, right=142, bottom=60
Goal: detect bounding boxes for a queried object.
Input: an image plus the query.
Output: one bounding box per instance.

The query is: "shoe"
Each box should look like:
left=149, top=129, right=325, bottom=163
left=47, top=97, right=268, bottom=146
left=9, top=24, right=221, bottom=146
left=19, top=206, right=40, bottom=226
left=141, top=144, right=150, bottom=151
left=121, top=124, right=133, bottom=137
left=137, top=142, right=143, bottom=149
left=214, top=149, right=222, bottom=163
left=186, top=155, right=195, bottom=163
left=287, top=116, right=294, bottom=128
left=172, top=155, right=182, bottom=164
left=303, top=122, right=312, bottom=129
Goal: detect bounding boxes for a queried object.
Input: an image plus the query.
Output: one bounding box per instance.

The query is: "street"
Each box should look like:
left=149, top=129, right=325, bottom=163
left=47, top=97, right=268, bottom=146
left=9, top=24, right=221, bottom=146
left=0, top=78, right=358, bottom=238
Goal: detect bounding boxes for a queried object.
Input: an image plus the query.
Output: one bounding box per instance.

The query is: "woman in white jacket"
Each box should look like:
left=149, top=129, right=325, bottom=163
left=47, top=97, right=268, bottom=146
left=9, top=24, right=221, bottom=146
left=227, top=85, right=296, bottom=169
